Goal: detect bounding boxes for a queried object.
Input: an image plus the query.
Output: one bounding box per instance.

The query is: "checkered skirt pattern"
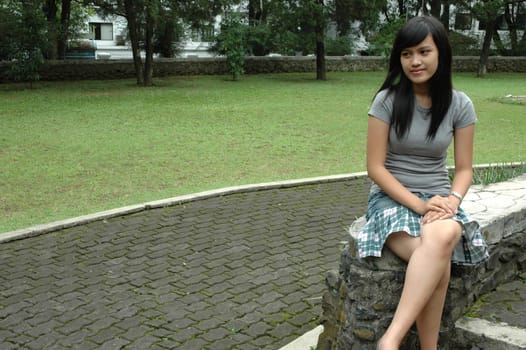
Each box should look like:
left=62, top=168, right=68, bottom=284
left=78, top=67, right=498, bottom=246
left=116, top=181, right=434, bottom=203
left=357, top=191, right=489, bottom=265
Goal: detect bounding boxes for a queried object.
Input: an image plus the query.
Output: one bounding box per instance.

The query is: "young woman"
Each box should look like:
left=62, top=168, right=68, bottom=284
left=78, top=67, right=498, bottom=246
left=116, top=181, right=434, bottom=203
left=358, top=16, right=489, bottom=350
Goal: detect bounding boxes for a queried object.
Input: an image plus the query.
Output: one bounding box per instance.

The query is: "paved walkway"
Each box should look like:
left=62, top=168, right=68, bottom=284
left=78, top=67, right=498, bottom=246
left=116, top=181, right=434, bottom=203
left=0, top=175, right=371, bottom=350
left=1, top=173, right=525, bottom=350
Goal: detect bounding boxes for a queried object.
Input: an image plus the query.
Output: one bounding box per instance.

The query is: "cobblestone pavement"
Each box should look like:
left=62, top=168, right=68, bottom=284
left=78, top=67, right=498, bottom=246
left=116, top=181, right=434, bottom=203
left=0, top=177, right=370, bottom=350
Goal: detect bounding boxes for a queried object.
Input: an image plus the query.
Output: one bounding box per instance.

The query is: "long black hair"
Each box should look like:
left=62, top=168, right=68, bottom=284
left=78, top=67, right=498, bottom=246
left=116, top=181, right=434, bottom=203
left=378, top=16, right=453, bottom=140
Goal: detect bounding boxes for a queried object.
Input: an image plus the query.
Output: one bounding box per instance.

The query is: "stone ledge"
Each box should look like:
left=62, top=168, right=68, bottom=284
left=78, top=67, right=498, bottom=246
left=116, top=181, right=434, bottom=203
left=455, top=317, right=526, bottom=350
left=317, top=174, right=526, bottom=350
left=1, top=56, right=525, bottom=82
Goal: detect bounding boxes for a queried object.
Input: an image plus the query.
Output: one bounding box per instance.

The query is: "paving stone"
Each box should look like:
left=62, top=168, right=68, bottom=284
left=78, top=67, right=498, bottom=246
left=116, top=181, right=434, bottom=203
left=202, top=327, right=232, bottom=341
left=0, top=178, right=372, bottom=349
left=262, top=300, right=287, bottom=313
left=97, top=337, right=130, bottom=350
left=170, top=326, right=201, bottom=343
left=179, top=337, right=208, bottom=350
left=268, top=320, right=298, bottom=339
left=245, top=322, right=272, bottom=337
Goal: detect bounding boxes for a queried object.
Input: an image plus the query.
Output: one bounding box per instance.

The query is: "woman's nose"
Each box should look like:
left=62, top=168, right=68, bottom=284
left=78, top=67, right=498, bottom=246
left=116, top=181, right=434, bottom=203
left=411, top=55, right=422, bottom=66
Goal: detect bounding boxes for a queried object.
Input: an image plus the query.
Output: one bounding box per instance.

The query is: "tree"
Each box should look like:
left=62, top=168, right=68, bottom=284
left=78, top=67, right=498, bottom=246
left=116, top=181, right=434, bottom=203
left=263, top=0, right=329, bottom=79
left=213, top=12, right=246, bottom=80
left=0, top=2, right=20, bottom=60
left=85, top=0, right=235, bottom=86
left=334, top=0, right=353, bottom=35
left=248, top=0, right=269, bottom=25
left=314, top=0, right=327, bottom=80
left=1, top=0, right=48, bottom=87
left=154, top=6, right=183, bottom=57
left=44, top=0, right=59, bottom=59
left=473, top=0, right=503, bottom=76
left=246, top=0, right=271, bottom=56
left=502, top=0, right=526, bottom=55
left=57, top=0, right=72, bottom=59
left=42, top=0, right=87, bottom=60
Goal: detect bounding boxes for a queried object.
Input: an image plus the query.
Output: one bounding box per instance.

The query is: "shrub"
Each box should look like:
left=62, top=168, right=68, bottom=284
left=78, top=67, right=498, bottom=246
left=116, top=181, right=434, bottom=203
left=213, top=13, right=247, bottom=81
left=449, top=31, right=479, bottom=56
left=247, top=24, right=272, bottom=56
left=367, top=18, right=405, bottom=57
left=325, top=36, right=352, bottom=56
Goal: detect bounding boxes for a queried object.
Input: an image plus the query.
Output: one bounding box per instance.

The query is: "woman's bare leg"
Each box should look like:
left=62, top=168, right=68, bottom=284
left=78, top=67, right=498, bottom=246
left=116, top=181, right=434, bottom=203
left=378, top=220, right=461, bottom=350
left=415, top=262, right=451, bottom=350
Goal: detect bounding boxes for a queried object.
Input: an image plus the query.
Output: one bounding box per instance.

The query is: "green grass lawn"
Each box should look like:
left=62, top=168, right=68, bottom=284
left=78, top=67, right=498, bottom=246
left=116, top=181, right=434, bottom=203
left=1, top=72, right=525, bottom=233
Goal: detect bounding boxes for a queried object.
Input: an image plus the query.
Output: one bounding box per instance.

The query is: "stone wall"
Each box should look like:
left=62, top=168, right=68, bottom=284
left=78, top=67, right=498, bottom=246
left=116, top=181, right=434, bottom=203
left=1, top=56, right=525, bottom=82
left=316, top=202, right=526, bottom=350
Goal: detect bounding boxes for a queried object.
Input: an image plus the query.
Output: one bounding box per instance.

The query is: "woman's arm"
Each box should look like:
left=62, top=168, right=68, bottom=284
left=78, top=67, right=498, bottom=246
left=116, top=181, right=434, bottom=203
left=450, top=124, right=475, bottom=202
left=421, top=124, right=475, bottom=223
left=366, top=116, right=428, bottom=215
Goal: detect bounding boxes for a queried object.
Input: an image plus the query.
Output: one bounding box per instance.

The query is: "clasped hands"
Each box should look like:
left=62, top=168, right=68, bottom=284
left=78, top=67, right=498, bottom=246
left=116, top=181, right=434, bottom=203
left=421, top=195, right=460, bottom=225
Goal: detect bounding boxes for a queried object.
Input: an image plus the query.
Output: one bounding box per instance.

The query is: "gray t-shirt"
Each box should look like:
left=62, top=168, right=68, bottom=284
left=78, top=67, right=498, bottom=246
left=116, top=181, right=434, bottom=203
left=368, top=89, right=477, bottom=195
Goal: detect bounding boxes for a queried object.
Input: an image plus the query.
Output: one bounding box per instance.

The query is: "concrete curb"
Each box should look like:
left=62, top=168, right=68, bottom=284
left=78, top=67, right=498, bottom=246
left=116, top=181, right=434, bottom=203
left=278, top=326, right=324, bottom=350
left=0, top=172, right=367, bottom=244
left=3, top=162, right=521, bottom=243
left=456, top=317, right=526, bottom=349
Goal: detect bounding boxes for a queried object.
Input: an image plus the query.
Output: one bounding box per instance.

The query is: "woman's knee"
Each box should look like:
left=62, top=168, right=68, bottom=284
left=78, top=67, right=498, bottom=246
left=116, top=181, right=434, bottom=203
left=421, top=221, right=461, bottom=256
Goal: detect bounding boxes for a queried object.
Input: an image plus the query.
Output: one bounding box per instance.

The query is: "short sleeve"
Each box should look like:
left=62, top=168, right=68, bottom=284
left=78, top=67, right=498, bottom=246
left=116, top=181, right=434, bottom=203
left=453, top=91, right=477, bottom=129
left=368, top=89, right=393, bottom=124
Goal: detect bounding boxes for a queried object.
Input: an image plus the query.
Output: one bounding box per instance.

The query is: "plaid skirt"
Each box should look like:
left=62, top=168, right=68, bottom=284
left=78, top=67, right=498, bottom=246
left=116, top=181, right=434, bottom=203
left=357, top=191, right=489, bottom=265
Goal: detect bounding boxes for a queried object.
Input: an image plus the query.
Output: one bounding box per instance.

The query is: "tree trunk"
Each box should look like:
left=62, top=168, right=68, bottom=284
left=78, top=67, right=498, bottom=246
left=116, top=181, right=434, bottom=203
left=143, top=1, right=155, bottom=86
left=478, top=19, right=496, bottom=77
left=124, top=0, right=144, bottom=85
left=440, top=0, right=450, bottom=31
left=493, top=30, right=506, bottom=54
left=248, top=0, right=266, bottom=25
left=504, top=3, right=518, bottom=54
left=57, top=0, right=71, bottom=59
left=315, top=0, right=326, bottom=81
left=398, top=0, right=405, bottom=16
left=430, top=0, right=441, bottom=18
left=316, top=40, right=326, bottom=81
left=45, top=0, right=58, bottom=59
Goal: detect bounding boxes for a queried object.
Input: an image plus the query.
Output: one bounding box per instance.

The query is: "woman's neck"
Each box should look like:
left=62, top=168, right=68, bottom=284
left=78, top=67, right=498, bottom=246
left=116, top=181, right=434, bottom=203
left=413, top=83, right=431, bottom=108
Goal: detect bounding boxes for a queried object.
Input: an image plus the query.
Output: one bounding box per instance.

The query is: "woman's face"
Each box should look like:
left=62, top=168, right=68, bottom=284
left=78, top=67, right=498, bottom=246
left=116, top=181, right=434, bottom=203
left=400, top=34, right=439, bottom=88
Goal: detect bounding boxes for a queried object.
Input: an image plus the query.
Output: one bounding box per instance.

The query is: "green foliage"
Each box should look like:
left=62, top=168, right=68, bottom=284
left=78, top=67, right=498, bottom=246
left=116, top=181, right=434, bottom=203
left=473, top=0, right=504, bottom=22
left=333, top=0, right=353, bottom=35
left=4, top=1, right=48, bottom=86
left=261, top=0, right=328, bottom=56
left=154, top=8, right=183, bottom=57
left=0, top=6, right=19, bottom=60
left=213, top=12, right=247, bottom=81
left=448, top=31, right=479, bottom=56
left=246, top=24, right=273, bottom=56
left=472, top=163, right=526, bottom=185
left=8, top=49, right=46, bottom=86
left=325, top=36, right=352, bottom=56
left=368, top=18, right=405, bottom=57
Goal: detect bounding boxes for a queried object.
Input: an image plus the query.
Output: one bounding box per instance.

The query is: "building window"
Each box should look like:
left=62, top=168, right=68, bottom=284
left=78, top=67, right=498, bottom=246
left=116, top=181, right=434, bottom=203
left=454, top=13, right=472, bottom=30
left=89, top=23, right=113, bottom=40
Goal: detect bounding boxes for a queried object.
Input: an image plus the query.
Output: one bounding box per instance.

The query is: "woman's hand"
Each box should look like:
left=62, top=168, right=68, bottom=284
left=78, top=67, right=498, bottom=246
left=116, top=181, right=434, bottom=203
left=421, top=195, right=460, bottom=224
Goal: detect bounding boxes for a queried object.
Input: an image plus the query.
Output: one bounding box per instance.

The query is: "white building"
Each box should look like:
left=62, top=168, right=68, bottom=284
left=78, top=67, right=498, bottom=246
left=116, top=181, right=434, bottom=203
left=81, top=13, right=220, bottom=59
left=77, top=3, right=524, bottom=60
